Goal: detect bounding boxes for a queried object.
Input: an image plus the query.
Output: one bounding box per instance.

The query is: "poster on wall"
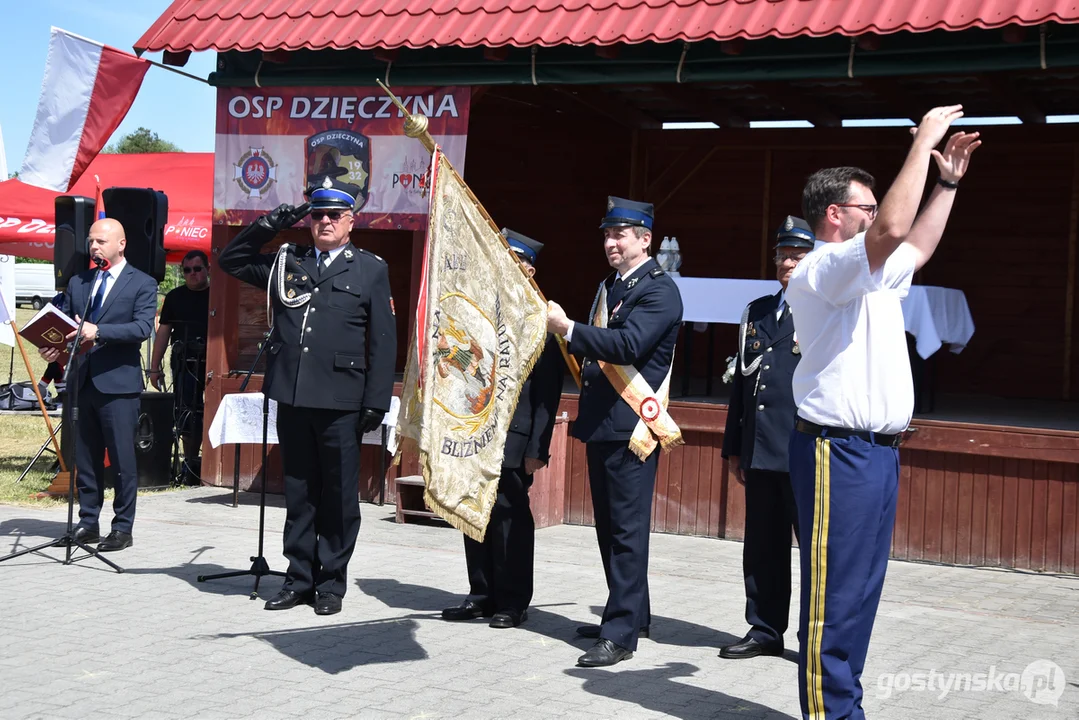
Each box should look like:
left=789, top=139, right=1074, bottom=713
left=214, top=86, right=470, bottom=231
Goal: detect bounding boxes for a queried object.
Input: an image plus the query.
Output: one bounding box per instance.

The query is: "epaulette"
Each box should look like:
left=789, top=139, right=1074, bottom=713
left=358, top=248, right=387, bottom=264
left=649, top=266, right=665, bottom=277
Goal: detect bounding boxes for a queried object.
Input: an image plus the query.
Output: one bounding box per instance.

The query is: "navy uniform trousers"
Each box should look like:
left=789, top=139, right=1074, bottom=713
left=277, top=404, right=363, bottom=598
left=789, top=430, right=899, bottom=720
left=742, top=469, right=799, bottom=645
left=587, top=441, right=657, bottom=652
left=464, top=466, right=536, bottom=613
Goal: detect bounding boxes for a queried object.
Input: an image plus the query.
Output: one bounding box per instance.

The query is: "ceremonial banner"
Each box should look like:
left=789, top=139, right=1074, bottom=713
left=214, top=86, right=469, bottom=231
left=396, top=147, right=547, bottom=541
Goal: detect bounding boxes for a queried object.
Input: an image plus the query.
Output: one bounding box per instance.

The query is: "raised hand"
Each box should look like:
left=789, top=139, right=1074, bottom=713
left=909, top=105, right=965, bottom=151
left=932, top=131, right=982, bottom=183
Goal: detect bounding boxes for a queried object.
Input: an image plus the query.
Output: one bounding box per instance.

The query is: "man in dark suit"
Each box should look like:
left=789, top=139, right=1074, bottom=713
left=219, top=176, right=397, bottom=616
left=547, top=197, right=684, bottom=667
left=720, top=216, right=814, bottom=659
left=442, top=229, right=566, bottom=630
left=39, top=217, right=158, bottom=552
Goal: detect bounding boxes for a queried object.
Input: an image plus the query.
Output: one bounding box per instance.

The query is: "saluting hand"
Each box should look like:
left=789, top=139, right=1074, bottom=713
left=259, top=202, right=312, bottom=232
left=932, top=131, right=982, bottom=183
left=547, top=301, right=571, bottom=335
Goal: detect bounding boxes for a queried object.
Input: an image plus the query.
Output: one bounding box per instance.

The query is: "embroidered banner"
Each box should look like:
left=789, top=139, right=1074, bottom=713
left=396, top=147, right=547, bottom=541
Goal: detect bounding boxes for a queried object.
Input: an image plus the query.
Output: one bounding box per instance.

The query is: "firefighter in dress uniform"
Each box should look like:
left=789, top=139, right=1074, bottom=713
left=218, top=176, right=397, bottom=616
left=547, top=196, right=684, bottom=668
left=720, top=215, right=815, bottom=659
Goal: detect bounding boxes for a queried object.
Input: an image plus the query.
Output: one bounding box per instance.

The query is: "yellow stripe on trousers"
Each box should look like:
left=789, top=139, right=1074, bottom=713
left=807, top=438, right=831, bottom=719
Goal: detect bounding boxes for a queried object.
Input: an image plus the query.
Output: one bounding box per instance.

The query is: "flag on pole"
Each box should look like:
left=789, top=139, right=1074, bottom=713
left=20, top=27, right=150, bottom=192
left=94, top=175, right=106, bottom=219
left=395, top=147, right=548, bottom=541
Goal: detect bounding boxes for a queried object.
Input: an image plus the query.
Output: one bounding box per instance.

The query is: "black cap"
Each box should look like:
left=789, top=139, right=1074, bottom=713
left=501, top=228, right=543, bottom=264
left=774, top=215, right=816, bottom=249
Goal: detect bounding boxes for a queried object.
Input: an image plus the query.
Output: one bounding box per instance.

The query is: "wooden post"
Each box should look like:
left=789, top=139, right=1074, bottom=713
left=1064, top=146, right=1079, bottom=400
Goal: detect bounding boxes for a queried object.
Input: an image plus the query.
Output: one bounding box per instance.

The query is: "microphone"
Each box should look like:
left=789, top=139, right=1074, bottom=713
left=93, top=256, right=110, bottom=271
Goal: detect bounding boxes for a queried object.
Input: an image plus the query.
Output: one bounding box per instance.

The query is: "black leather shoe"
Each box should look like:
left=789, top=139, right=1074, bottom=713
left=96, top=531, right=132, bottom=552
left=264, top=589, right=312, bottom=611
left=314, top=593, right=343, bottom=615
left=489, top=609, right=527, bottom=629
left=719, top=636, right=784, bottom=659
left=577, top=639, right=633, bottom=667
left=441, top=600, right=494, bottom=621
left=71, top=527, right=99, bottom=545
left=577, top=623, right=649, bottom=639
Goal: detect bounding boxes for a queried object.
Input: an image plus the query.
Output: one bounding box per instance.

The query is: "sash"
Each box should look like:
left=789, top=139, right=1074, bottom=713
left=588, top=280, right=683, bottom=460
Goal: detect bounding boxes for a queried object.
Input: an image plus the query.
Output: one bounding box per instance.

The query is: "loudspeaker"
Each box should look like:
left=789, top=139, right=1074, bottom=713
left=103, top=187, right=168, bottom=282
left=102, top=392, right=174, bottom=490
left=53, top=195, right=95, bottom=290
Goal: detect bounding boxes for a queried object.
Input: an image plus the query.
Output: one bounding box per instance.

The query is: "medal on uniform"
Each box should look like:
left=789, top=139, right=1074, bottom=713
left=752, top=340, right=761, bottom=350
left=287, top=288, right=297, bottom=299
left=792, top=331, right=800, bottom=355
left=286, top=273, right=294, bottom=281
left=748, top=322, right=756, bottom=337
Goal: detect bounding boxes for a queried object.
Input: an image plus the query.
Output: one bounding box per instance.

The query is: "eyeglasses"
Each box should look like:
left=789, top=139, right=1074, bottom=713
left=835, top=203, right=878, bottom=219
left=773, top=253, right=807, bottom=266
left=311, top=210, right=348, bottom=222
left=182, top=265, right=204, bottom=274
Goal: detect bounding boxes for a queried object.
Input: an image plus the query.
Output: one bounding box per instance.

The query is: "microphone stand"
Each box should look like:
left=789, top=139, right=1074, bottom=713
left=197, top=325, right=285, bottom=598
left=1, top=259, right=123, bottom=572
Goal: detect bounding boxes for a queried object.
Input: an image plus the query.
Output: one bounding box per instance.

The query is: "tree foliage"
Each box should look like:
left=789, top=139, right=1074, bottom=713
left=104, top=127, right=181, bottom=154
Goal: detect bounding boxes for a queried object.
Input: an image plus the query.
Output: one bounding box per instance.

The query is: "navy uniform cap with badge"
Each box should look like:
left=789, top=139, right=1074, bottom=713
left=218, top=173, right=398, bottom=606
left=562, top=195, right=684, bottom=664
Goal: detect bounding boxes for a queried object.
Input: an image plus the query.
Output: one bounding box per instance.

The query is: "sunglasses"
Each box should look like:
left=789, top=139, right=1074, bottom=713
left=311, top=210, right=349, bottom=222
left=182, top=265, right=204, bottom=274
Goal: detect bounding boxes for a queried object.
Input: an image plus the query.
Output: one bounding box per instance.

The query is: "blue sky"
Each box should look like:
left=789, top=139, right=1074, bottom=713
left=0, top=0, right=217, bottom=171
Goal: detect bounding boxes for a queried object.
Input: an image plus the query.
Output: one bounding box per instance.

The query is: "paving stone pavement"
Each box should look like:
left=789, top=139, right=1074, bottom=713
left=1, top=487, right=1077, bottom=720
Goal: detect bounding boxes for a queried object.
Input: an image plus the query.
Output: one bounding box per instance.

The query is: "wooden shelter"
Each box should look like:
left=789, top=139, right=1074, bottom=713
left=137, top=1, right=1079, bottom=572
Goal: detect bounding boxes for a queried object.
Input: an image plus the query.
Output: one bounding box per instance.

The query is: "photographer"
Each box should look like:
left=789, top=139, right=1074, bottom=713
left=150, top=250, right=210, bottom=482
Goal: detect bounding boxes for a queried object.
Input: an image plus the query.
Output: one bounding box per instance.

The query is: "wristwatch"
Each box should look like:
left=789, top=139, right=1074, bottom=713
left=937, top=176, right=959, bottom=189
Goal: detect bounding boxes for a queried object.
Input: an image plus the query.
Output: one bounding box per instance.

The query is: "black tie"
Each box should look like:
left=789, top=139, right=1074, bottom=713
left=607, top=278, right=625, bottom=312
left=318, top=252, right=330, bottom=276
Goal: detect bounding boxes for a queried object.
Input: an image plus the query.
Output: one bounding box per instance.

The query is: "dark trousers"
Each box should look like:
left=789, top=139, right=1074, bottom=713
left=789, top=430, right=899, bottom=720
left=75, top=382, right=140, bottom=534
left=742, top=468, right=799, bottom=645
left=277, top=404, right=362, bottom=597
left=463, top=466, right=535, bottom=613
left=586, top=441, right=658, bottom=652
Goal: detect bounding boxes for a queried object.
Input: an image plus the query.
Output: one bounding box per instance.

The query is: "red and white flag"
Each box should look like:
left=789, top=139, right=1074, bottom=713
left=20, top=27, right=149, bottom=192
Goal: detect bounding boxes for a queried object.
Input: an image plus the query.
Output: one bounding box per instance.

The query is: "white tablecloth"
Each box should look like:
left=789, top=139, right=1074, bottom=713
left=902, top=286, right=975, bottom=359
left=672, top=277, right=782, bottom=324
left=208, top=392, right=400, bottom=454
left=672, top=277, right=974, bottom=360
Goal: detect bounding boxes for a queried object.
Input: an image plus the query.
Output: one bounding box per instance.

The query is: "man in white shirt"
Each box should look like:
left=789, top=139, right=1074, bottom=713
left=785, top=106, right=981, bottom=720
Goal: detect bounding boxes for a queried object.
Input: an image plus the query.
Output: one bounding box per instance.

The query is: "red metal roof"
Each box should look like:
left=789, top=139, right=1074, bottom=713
left=135, top=0, right=1079, bottom=52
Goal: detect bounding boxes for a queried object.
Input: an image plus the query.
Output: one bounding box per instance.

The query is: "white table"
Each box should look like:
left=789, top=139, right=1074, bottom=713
left=672, top=277, right=782, bottom=325
left=208, top=393, right=401, bottom=504
left=902, top=286, right=975, bottom=360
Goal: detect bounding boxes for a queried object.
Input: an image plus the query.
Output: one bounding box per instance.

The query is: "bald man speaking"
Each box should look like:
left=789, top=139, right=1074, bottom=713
left=39, top=218, right=158, bottom=552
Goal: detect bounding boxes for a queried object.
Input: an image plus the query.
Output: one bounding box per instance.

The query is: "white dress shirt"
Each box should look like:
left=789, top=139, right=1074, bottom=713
left=786, top=233, right=917, bottom=434
left=565, top=255, right=653, bottom=342
left=88, top=258, right=127, bottom=309
left=315, top=245, right=347, bottom=269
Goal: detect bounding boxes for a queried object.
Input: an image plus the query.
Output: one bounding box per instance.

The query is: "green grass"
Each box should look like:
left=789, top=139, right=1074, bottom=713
left=1, top=306, right=177, bottom=507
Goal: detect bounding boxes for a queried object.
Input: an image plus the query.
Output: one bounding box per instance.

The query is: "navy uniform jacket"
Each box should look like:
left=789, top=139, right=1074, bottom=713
left=503, top=333, right=566, bottom=469
left=65, top=263, right=157, bottom=395
left=722, top=292, right=800, bottom=473
left=218, top=222, right=397, bottom=413
left=570, top=257, right=683, bottom=443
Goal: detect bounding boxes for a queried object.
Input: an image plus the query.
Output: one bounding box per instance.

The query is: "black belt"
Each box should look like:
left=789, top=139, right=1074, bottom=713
left=795, top=418, right=901, bottom=448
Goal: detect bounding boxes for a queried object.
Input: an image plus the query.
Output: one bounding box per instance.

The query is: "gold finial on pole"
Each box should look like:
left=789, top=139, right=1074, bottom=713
left=376, top=78, right=436, bottom=154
